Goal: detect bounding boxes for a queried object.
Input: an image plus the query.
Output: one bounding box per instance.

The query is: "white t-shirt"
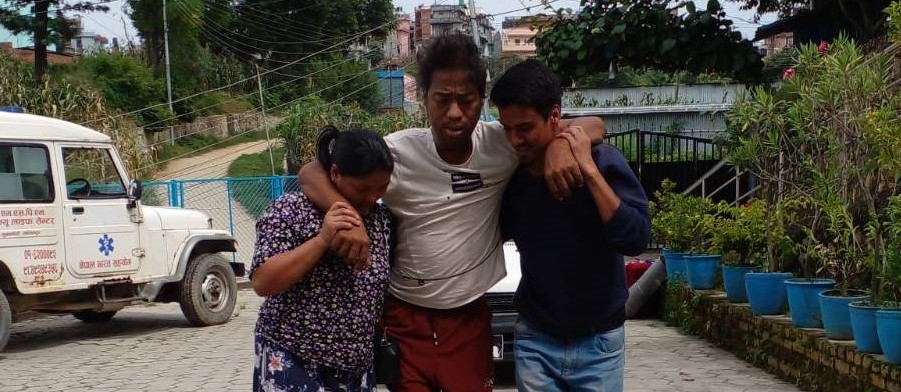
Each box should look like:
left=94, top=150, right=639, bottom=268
left=383, top=121, right=518, bottom=309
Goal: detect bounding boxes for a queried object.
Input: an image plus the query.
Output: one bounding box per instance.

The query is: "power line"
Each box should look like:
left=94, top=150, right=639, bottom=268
left=78, top=19, right=395, bottom=126
left=153, top=58, right=416, bottom=179
left=125, top=4, right=396, bottom=132
left=140, top=51, right=382, bottom=140
left=136, top=5, right=392, bottom=131
left=146, top=56, right=405, bottom=159
left=189, top=0, right=373, bottom=46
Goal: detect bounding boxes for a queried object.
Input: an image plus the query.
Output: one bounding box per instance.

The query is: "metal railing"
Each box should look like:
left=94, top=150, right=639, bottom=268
left=141, top=175, right=299, bottom=268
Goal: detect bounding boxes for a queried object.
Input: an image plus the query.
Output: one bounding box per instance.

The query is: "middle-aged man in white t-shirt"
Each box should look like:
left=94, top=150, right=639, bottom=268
left=297, top=32, right=606, bottom=392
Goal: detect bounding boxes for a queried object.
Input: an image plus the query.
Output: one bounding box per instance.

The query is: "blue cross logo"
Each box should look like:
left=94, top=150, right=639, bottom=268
left=98, top=234, right=115, bottom=256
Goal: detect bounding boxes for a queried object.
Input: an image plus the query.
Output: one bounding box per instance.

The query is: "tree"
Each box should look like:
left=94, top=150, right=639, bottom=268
left=0, top=0, right=108, bottom=81
left=72, top=52, right=173, bottom=129
left=126, top=0, right=394, bottom=111
left=231, top=0, right=393, bottom=63
left=536, top=0, right=764, bottom=85
left=127, top=0, right=210, bottom=91
left=229, top=0, right=394, bottom=106
left=726, top=0, right=893, bottom=40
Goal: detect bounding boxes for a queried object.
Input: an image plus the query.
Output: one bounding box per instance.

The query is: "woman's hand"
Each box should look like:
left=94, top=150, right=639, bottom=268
left=319, top=202, right=362, bottom=244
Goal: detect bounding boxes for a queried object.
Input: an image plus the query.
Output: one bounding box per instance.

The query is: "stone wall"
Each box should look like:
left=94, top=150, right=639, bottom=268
left=142, top=113, right=273, bottom=148
left=666, top=285, right=901, bottom=392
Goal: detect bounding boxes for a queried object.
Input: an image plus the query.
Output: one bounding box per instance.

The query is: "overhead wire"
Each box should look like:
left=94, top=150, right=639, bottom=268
left=153, top=57, right=416, bottom=179
left=78, top=18, right=395, bottom=126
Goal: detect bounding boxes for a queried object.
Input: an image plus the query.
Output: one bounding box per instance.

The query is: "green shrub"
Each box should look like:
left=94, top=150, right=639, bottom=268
left=71, top=52, right=174, bottom=128
left=0, top=52, right=152, bottom=179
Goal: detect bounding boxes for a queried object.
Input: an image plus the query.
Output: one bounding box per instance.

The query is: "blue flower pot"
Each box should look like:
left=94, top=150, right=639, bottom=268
left=849, top=301, right=882, bottom=354
left=785, top=278, right=835, bottom=328
left=818, top=289, right=871, bottom=340
left=685, top=255, right=721, bottom=290
left=722, top=265, right=756, bottom=303
left=877, top=308, right=901, bottom=364
left=745, top=272, right=793, bottom=315
left=662, top=248, right=688, bottom=283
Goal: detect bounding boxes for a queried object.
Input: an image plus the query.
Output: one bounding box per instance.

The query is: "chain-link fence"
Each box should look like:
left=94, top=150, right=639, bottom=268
left=142, top=176, right=300, bottom=268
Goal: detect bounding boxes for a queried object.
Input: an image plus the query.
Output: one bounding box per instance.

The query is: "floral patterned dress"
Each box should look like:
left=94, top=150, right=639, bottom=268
left=249, top=192, right=392, bottom=392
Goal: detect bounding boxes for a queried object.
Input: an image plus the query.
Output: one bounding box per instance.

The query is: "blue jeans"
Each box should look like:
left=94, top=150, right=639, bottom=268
left=514, top=318, right=625, bottom=392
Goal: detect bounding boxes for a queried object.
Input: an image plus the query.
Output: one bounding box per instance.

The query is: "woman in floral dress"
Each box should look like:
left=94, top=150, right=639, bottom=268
left=249, top=126, right=394, bottom=392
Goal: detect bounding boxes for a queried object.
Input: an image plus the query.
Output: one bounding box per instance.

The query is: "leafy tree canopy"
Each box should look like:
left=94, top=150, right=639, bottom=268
left=0, top=0, right=109, bottom=81
left=536, top=0, right=764, bottom=85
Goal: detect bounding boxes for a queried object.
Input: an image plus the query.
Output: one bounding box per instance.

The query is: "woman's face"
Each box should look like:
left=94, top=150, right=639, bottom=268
left=330, top=166, right=391, bottom=215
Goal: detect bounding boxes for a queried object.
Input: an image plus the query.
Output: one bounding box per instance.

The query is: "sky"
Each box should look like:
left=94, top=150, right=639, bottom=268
left=74, top=0, right=778, bottom=48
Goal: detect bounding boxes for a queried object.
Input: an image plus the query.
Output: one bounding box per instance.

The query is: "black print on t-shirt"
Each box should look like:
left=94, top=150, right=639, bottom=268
left=448, top=170, right=483, bottom=193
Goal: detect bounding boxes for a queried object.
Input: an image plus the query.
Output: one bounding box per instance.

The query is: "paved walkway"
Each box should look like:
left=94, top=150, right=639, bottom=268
left=0, top=290, right=800, bottom=392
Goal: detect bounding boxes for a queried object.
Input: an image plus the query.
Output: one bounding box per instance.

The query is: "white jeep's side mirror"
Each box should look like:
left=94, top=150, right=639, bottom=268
left=127, top=180, right=143, bottom=208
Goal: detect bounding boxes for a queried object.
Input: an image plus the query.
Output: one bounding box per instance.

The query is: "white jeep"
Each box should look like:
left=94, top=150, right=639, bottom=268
left=0, top=112, right=243, bottom=352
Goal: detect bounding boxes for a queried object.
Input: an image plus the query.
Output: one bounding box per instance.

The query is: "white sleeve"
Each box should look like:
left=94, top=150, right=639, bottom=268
left=480, top=121, right=517, bottom=161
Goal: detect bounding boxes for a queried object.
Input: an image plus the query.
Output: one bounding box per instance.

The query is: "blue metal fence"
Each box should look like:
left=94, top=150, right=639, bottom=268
left=141, top=175, right=299, bottom=268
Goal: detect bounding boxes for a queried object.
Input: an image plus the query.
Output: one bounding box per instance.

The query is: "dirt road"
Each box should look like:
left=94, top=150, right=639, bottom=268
left=148, top=139, right=281, bottom=268
left=155, top=139, right=276, bottom=180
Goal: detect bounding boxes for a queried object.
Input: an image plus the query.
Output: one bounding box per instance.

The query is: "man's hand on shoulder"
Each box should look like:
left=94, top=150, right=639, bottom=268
left=544, top=134, right=584, bottom=200
left=559, top=126, right=601, bottom=178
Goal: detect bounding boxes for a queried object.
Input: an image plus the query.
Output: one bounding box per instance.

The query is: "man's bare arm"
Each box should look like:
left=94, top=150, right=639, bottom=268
left=297, top=162, right=371, bottom=265
left=560, top=116, right=606, bottom=143
left=299, top=162, right=349, bottom=211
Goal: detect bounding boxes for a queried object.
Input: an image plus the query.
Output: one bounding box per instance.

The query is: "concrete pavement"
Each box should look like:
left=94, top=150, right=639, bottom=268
left=0, top=289, right=800, bottom=392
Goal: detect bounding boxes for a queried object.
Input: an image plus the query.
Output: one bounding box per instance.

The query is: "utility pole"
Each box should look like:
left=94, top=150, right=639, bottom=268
left=253, top=54, right=277, bottom=176
left=467, top=0, right=491, bottom=121
left=163, top=0, right=175, bottom=146
left=468, top=0, right=480, bottom=52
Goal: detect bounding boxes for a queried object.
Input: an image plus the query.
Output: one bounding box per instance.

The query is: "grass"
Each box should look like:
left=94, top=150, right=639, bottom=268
left=226, top=146, right=287, bottom=219
left=227, top=146, right=286, bottom=178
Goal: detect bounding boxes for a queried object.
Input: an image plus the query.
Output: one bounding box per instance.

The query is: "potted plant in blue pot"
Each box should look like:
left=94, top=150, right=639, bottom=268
left=682, top=198, right=719, bottom=290
left=874, top=196, right=901, bottom=359
left=848, top=196, right=901, bottom=355
left=808, top=200, right=873, bottom=341
left=713, top=200, right=767, bottom=303
left=652, top=180, right=698, bottom=283
left=876, top=253, right=901, bottom=362
left=775, top=198, right=837, bottom=329
left=743, top=200, right=795, bottom=316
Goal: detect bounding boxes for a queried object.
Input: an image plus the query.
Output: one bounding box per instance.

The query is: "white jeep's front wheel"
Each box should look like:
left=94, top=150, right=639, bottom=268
left=178, top=253, right=237, bottom=326
left=0, top=289, right=11, bottom=352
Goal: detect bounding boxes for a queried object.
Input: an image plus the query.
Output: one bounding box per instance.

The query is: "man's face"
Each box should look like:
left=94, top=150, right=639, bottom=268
left=424, top=69, right=483, bottom=149
left=499, top=104, right=560, bottom=166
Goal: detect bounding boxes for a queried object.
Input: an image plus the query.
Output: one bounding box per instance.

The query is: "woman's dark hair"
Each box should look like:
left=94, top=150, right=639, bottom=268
left=417, top=31, right=487, bottom=96
left=316, top=125, right=393, bottom=177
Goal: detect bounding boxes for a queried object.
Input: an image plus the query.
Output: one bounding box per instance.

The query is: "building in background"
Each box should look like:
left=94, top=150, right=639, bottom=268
left=500, top=26, right=537, bottom=58
left=414, top=6, right=433, bottom=46
left=68, top=18, right=108, bottom=55
left=413, top=3, right=495, bottom=56
left=2, top=14, right=108, bottom=60
left=0, top=42, right=75, bottom=64
left=383, top=8, right=413, bottom=62
left=0, top=25, right=31, bottom=49
left=761, top=32, right=794, bottom=57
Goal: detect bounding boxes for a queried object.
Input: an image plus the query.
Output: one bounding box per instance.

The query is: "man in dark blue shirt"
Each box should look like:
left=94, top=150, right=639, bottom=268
left=491, top=59, right=651, bottom=392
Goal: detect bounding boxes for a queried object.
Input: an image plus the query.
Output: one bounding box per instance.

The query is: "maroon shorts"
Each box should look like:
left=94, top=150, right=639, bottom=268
left=384, top=295, right=494, bottom=392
